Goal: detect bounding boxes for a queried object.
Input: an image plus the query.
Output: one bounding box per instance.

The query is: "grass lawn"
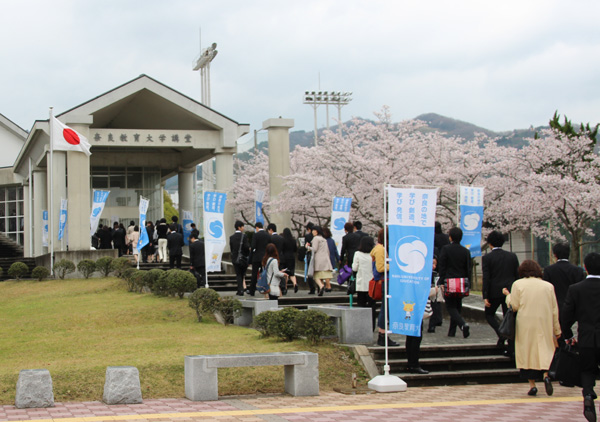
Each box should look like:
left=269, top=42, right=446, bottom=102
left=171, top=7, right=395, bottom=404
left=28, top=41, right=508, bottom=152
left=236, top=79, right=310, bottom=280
left=0, top=278, right=366, bottom=404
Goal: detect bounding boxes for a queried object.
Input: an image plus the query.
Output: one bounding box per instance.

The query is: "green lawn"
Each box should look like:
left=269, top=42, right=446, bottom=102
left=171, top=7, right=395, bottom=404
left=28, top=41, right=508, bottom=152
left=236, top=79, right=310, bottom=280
left=0, top=278, right=365, bottom=404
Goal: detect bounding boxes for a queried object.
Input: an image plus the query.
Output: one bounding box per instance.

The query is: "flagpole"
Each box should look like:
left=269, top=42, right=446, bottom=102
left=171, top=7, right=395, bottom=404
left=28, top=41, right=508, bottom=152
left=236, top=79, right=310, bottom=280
left=49, top=108, right=54, bottom=276
left=28, top=157, right=33, bottom=257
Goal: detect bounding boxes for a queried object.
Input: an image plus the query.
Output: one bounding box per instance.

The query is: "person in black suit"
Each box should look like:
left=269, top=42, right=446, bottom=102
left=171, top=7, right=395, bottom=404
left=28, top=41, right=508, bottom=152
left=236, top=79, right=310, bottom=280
left=544, top=243, right=586, bottom=312
left=167, top=224, right=184, bottom=269
left=189, top=229, right=205, bottom=288
left=267, top=223, right=284, bottom=257
left=438, top=227, right=472, bottom=338
left=340, top=222, right=362, bottom=267
left=229, top=220, right=250, bottom=296
left=248, top=222, right=271, bottom=296
left=561, top=252, right=600, bottom=422
left=482, top=230, right=519, bottom=348
left=434, top=221, right=450, bottom=257
left=303, top=222, right=317, bottom=294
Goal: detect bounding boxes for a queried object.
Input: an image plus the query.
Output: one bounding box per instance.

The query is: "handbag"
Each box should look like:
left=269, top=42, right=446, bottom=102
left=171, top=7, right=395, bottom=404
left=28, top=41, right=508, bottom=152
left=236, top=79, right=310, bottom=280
left=368, top=278, right=382, bottom=301
left=549, top=344, right=582, bottom=387
left=256, top=258, right=274, bottom=294
left=444, top=277, right=470, bottom=297
left=337, top=265, right=352, bottom=285
left=235, top=233, right=249, bottom=267
left=306, top=253, right=315, bottom=278
left=346, top=275, right=356, bottom=295
left=498, top=306, right=516, bottom=340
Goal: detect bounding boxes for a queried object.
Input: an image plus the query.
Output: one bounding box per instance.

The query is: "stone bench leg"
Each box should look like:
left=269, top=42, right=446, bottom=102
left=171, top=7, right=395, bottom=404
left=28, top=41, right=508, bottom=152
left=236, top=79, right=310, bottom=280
left=15, top=369, right=54, bottom=409
left=185, top=357, right=218, bottom=401
left=284, top=353, right=319, bottom=396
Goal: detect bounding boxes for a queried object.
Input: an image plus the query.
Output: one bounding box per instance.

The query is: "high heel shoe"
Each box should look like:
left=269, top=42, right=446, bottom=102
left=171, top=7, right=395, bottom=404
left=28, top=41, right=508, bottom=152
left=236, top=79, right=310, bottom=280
left=318, top=286, right=324, bottom=296
left=294, top=284, right=298, bottom=293
left=527, top=387, right=538, bottom=396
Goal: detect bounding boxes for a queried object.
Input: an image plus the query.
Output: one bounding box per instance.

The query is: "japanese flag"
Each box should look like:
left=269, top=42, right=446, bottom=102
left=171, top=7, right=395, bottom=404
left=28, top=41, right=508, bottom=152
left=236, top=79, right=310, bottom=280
left=51, top=116, right=91, bottom=156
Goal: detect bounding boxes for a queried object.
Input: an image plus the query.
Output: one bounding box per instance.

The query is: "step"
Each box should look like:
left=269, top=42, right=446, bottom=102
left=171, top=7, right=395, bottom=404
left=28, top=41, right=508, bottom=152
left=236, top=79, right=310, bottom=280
left=391, top=368, right=521, bottom=387
left=369, top=343, right=502, bottom=360
left=375, top=355, right=515, bottom=372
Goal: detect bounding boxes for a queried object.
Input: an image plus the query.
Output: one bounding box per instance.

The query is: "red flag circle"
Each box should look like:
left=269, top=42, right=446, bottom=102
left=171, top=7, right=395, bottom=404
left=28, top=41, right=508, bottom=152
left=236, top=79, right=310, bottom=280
left=63, top=128, right=81, bottom=145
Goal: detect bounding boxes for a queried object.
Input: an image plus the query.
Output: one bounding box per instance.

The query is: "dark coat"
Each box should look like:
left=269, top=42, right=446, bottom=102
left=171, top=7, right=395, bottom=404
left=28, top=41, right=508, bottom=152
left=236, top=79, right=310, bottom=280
left=250, top=229, right=271, bottom=264
left=189, top=239, right=205, bottom=270
left=543, top=260, right=586, bottom=310
left=112, top=227, right=126, bottom=248
left=340, top=232, right=360, bottom=266
left=98, top=227, right=113, bottom=249
left=482, top=248, right=519, bottom=300
left=326, top=237, right=340, bottom=268
left=281, top=236, right=297, bottom=263
left=167, top=232, right=184, bottom=256
left=561, top=277, right=600, bottom=347
left=438, top=242, right=471, bottom=286
left=229, top=231, right=250, bottom=263
left=270, top=233, right=285, bottom=258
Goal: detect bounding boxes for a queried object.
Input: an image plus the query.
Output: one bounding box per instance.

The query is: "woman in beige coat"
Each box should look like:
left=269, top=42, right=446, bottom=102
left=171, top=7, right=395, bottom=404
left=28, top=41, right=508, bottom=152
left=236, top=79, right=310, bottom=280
left=306, top=226, right=332, bottom=296
left=503, top=260, right=561, bottom=397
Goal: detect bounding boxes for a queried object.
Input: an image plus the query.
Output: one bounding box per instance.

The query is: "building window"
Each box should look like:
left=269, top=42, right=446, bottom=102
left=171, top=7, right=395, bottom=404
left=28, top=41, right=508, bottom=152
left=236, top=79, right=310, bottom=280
left=0, top=186, right=24, bottom=245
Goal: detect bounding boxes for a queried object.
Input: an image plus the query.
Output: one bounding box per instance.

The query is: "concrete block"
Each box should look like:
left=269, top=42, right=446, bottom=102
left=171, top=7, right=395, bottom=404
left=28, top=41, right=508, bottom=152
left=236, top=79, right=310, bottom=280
left=15, top=369, right=54, bottom=408
left=284, top=352, right=319, bottom=396
left=307, top=305, right=373, bottom=344
left=234, top=298, right=280, bottom=326
left=103, top=366, right=143, bottom=405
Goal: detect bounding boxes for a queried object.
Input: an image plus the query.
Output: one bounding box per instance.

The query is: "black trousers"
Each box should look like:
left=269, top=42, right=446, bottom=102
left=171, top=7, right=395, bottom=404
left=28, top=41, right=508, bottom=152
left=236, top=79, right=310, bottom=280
left=445, top=296, right=466, bottom=335
left=233, top=262, right=247, bottom=294
left=190, top=268, right=204, bottom=289
left=357, top=291, right=377, bottom=330
left=169, top=254, right=182, bottom=269
left=250, top=261, right=261, bottom=295
left=428, top=301, right=443, bottom=329
left=406, top=323, right=424, bottom=367
left=485, top=296, right=508, bottom=337
left=580, top=347, right=600, bottom=398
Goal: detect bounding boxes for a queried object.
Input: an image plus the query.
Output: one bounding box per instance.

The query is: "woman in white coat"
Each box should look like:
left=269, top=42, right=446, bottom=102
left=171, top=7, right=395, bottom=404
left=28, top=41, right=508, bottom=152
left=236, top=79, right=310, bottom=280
left=352, top=236, right=376, bottom=326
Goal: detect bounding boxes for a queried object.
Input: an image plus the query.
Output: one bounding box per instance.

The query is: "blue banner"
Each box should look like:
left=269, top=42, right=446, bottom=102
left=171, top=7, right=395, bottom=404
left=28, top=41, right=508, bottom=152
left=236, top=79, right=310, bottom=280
left=255, top=190, right=265, bottom=225
left=58, top=198, right=68, bottom=241
left=90, top=190, right=110, bottom=236
left=204, top=191, right=227, bottom=272
left=459, top=186, right=484, bottom=257
left=388, top=187, right=438, bottom=337
left=137, top=197, right=149, bottom=250
left=182, top=209, right=193, bottom=246
left=42, top=210, right=48, bottom=247
left=331, top=197, right=352, bottom=255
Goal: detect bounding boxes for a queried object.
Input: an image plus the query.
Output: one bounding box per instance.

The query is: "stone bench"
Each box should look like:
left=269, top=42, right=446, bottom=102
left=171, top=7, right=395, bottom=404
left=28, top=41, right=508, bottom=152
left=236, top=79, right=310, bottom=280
left=307, top=305, right=373, bottom=344
left=233, top=298, right=279, bottom=326
left=185, top=351, right=319, bottom=401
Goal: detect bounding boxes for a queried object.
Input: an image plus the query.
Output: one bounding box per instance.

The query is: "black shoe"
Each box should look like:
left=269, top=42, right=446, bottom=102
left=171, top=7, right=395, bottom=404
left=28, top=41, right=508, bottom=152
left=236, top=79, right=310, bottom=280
left=408, top=367, right=429, bottom=375
left=544, top=376, right=553, bottom=396
left=496, top=338, right=506, bottom=348
left=584, top=395, right=596, bottom=422
left=294, top=284, right=299, bottom=293
left=377, top=333, right=399, bottom=347
left=527, top=387, right=538, bottom=396
left=436, top=322, right=442, bottom=327
left=325, top=288, right=332, bottom=292
left=236, top=292, right=244, bottom=296
left=308, top=290, right=316, bottom=295
left=318, top=286, right=324, bottom=296
left=448, top=332, right=456, bottom=337
left=462, top=324, right=470, bottom=339
left=427, top=327, right=435, bottom=333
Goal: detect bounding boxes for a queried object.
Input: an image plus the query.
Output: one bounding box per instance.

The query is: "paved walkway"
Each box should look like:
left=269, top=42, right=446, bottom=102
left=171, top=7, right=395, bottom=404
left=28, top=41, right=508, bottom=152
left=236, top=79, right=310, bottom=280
left=0, top=383, right=589, bottom=422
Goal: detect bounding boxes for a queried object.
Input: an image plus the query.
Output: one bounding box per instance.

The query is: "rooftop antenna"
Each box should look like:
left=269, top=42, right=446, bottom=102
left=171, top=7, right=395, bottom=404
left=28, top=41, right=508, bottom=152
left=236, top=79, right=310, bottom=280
left=192, top=28, right=218, bottom=107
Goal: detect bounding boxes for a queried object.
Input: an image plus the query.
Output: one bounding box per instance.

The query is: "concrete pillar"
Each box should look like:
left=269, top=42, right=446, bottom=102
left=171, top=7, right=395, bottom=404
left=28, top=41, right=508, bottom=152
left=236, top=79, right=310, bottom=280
left=178, top=167, right=195, bottom=254
left=33, top=170, right=47, bottom=256
left=262, top=118, right=294, bottom=232
left=67, top=122, right=92, bottom=251
left=23, top=184, right=31, bottom=257
left=48, top=151, right=67, bottom=252
left=215, top=152, right=234, bottom=251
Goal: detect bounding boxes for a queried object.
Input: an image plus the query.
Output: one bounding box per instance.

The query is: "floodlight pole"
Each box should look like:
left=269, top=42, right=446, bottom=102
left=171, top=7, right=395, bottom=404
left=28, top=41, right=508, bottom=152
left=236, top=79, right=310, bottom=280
left=303, top=91, right=352, bottom=146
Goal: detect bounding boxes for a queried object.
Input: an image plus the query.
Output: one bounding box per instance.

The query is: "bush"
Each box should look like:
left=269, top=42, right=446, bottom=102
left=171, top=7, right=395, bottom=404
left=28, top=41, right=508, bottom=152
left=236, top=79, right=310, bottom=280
left=213, top=297, right=243, bottom=325
left=272, top=307, right=302, bottom=341
left=144, top=269, right=164, bottom=293
left=0, top=266, right=3, bottom=278
left=8, top=262, right=29, bottom=280
left=252, top=310, right=280, bottom=338
left=31, top=266, right=50, bottom=281
left=53, top=259, right=75, bottom=279
left=188, top=288, right=220, bottom=322
left=132, top=270, right=147, bottom=293
left=122, top=268, right=138, bottom=292
left=152, top=271, right=171, bottom=296
left=77, top=259, right=96, bottom=279
left=95, top=257, right=114, bottom=277
left=167, top=269, right=197, bottom=299
left=111, top=257, right=131, bottom=278
left=296, top=309, right=336, bottom=344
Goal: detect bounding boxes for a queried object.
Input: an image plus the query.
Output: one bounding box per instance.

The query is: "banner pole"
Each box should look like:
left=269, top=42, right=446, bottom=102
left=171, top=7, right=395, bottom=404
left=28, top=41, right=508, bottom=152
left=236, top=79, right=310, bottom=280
left=49, top=108, right=54, bottom=276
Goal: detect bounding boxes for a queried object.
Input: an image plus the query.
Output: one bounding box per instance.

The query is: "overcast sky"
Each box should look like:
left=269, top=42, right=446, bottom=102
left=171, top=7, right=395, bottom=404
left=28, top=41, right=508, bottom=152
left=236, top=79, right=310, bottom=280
left=2, top=0, right=600, bottom=142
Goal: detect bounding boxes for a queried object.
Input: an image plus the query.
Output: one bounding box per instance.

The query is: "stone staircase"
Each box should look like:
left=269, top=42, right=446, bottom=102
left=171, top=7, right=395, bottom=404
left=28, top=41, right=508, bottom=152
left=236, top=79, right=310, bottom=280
left=0, top=232, right=34, bottom=280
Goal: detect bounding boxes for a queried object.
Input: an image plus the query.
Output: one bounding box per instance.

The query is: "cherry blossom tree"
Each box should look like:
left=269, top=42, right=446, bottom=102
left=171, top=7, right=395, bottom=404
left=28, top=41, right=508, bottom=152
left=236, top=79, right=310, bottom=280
left=228, top=150, right=270, bottom=225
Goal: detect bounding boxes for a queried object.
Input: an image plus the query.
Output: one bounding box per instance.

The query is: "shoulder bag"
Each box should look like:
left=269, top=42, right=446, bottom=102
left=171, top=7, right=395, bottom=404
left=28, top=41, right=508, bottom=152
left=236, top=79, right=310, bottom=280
left=498, top=306, right=516, bottom=340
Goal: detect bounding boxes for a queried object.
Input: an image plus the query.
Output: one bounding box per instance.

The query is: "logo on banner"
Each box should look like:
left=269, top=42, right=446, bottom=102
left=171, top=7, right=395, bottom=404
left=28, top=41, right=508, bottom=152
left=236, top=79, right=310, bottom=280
left=91, top=206, right=102, bottom=217
left=395, top=236, right=428, bottom=274
left=208, top=220, right=224, bottom=238
left=333, top=217, right=346, bottom=231
left=462, top=212, right=481, bottom=231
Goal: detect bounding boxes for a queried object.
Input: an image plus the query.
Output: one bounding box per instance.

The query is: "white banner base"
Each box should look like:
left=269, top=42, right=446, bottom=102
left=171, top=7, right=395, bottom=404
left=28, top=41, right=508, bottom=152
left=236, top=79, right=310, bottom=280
left=368, top=374, right=407, bottom=392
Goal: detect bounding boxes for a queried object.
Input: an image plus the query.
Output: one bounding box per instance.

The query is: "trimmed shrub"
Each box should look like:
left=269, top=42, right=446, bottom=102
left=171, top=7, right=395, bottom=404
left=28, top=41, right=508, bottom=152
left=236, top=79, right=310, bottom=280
left=31, top=266, right=50, bottom=282
left=0, top=266, right=3, bottom=278
left=271, top=307, right=302, bottom=341
left=252, top=310, right=280, bottom=338
left=167, top=269, right=197, bottom=299
left=152, top=271, right=171, bottom=296
left=144, top=269, right=164, bottom=293
left=296, top=309, right=336, bottom=344
left=188, top=288, right=220, bottom=322
left=8, top=262, right=29, bottom=280
left=213, top=296, right=243, bottom=325
left=111, top=257, right=131, bottom=278
left=132, top=270, right=147, bottom=293
left=122, top=268, right=138, bottom=292
left=53, top=259, right=75, bottom=279
left=95, top=257, right=114, bottom=277
left=77, top=259, right=96, bottom=279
